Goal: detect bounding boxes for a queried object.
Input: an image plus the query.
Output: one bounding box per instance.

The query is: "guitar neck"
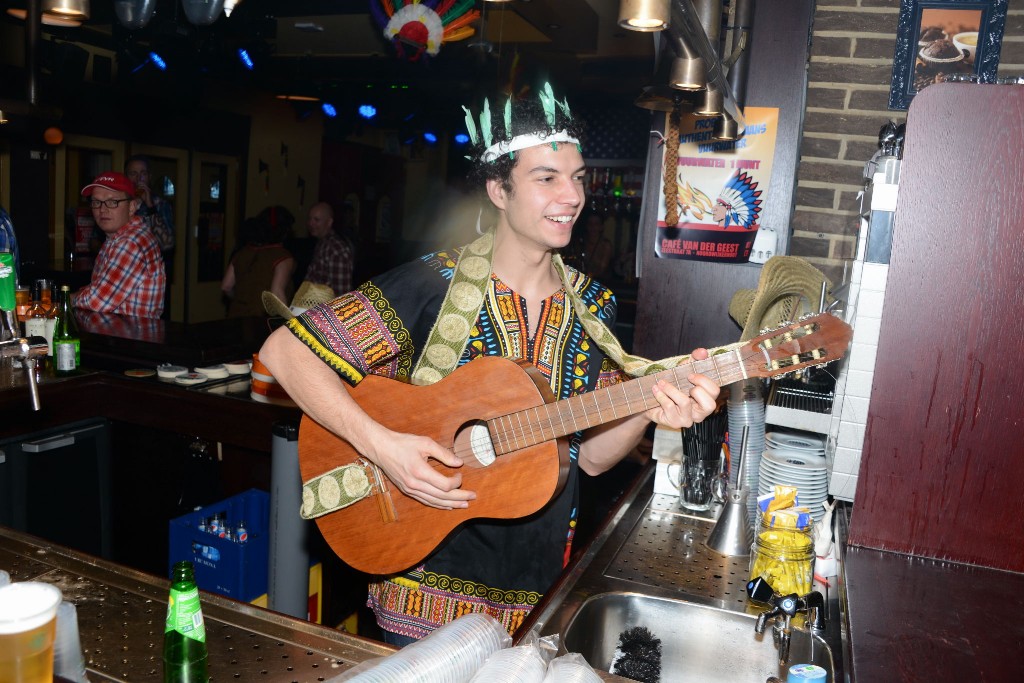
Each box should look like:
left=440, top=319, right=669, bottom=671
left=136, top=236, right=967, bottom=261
left=489, top=350, right=748, bottom=455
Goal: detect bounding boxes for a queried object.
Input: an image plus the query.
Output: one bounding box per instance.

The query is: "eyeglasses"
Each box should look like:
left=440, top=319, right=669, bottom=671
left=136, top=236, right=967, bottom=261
left=89, top=197, right=133, bottom=209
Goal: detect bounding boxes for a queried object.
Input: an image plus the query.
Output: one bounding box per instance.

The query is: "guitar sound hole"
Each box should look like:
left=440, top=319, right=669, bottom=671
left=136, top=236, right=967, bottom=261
left=454, top=421, right=496, bottom=468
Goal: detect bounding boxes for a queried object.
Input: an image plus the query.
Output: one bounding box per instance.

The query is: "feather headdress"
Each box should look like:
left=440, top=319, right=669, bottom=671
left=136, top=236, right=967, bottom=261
left=370, top=0, right=480, bottom=61
left=463, top=81, right=579, bottom=163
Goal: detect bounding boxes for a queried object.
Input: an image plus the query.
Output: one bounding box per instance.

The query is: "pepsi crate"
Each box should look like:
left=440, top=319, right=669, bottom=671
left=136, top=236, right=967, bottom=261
left=168, top=489, right=269, bottom=602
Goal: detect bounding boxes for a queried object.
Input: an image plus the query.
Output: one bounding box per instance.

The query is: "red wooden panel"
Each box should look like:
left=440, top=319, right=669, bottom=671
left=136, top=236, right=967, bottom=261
left=848, top=84, right=1024, bottom=571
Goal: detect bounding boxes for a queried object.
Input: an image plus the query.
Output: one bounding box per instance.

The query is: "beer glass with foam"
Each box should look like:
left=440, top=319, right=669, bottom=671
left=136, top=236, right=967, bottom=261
left=0, top=581, right=63, bottom=683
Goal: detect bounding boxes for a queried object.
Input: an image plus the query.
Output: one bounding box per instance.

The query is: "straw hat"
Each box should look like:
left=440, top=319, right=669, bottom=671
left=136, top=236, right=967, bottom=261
left=262, top=281, right=336, bottom=319
left=729, top=256, right=832, bottom=341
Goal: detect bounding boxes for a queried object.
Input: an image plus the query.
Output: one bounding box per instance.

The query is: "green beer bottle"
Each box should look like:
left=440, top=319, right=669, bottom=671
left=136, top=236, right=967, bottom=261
left=163, top=561, right=209, bottom=683
left=53, top=285, right=80, bottom=373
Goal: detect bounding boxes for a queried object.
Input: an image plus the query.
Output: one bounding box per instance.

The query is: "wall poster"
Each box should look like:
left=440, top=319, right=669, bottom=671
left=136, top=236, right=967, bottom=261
left=654, top=106, right=779, bottom=264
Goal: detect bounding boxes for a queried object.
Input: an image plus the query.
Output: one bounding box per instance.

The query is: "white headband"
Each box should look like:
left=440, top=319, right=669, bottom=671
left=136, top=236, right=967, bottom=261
left=480, top=130, right=581, bottom=163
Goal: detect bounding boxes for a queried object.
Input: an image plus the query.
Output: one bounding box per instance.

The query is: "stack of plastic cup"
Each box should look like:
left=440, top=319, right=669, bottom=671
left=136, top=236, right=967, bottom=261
left=541, top=653, right=603, bottom=683
left=338, top=613, right=511, bottom=683
left=468, top=645, right=547, bottom=683
left=726, top=378, right=766, bottom=528
left=54, top=601, right=90, bottom=683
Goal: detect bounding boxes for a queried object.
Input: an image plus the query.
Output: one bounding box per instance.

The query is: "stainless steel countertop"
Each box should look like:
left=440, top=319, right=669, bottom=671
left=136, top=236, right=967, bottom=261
left=0, top=527, right=392, bottom=682
left=527, top=463, right=848, bottom=681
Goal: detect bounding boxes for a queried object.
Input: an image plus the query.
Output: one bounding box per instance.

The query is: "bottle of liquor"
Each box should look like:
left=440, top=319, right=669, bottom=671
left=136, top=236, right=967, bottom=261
left=52, top=285, right=80, bottom=373
left=163, top=561, right=209, bottom=683
left=24, top=281, right=48, bottom=339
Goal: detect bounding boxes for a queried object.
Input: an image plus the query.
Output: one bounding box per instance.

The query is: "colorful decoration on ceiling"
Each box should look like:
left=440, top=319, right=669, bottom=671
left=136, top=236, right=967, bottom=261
left=370, top=0, right=481, bottom=61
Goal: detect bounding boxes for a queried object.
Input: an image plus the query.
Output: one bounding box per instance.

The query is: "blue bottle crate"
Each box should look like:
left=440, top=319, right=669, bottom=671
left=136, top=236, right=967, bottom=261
left=168, top=489, right=269, bottom=602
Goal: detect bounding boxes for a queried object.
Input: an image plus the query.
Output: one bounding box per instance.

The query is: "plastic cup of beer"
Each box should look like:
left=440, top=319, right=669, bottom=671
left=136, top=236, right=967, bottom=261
left=0, top=581, right=64, bottom=683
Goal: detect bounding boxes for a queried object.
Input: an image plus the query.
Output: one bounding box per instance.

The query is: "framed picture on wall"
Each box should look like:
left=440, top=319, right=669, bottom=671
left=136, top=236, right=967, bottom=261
left=888, top=0, right=1008, bottom=110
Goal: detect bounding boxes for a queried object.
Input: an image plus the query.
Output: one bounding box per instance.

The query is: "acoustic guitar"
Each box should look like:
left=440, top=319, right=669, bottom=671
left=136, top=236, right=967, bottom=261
left=298, top=312, right=853, bottom=574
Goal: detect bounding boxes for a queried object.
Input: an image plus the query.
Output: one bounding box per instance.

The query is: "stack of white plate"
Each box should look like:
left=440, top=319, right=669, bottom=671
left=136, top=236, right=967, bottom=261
left=758, top=436, right=829, bottom=521
left=766, top=431, right=826, bottom=456
left=727, top=379, right=766, bottom=527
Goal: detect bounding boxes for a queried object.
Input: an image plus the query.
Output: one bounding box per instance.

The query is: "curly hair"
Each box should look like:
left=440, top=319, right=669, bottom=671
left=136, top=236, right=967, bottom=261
left=465, top=91, right=586, bottom=196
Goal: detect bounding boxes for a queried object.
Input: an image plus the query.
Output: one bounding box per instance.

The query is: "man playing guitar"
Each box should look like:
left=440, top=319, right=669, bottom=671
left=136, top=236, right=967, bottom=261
left=258, top=83, right=720, bottom=646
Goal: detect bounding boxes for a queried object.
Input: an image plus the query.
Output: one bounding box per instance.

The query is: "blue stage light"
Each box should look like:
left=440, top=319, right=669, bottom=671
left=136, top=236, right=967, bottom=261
left=238, top=48, right=254, bottom=70
left=321, top=103, right=337, bottom=118
left=132, top=51, right=167, bottom=74
left=423, top=132, right=438, bottom=144
left=455, top=133, right=469, bottom=144
left=358, top=104, right=377, bottom=120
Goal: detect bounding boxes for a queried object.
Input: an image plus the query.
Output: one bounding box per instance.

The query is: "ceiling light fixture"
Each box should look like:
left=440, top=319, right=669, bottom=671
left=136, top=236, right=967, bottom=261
left=669, top=56, right=705, bottom=91
left=182, top=0, right=225, bottom=26
left=713, top=114, right=740, bottom=141
left=696, top=87, right=723, bottom=116
left=223, top=0, right=241, bottom=17
left=618, top=0, right=669, bottom=32
left=276, top=94, right=320, bottom=102
left=44, top=0, right=89, bottom=19
left=114, top=0, right=156, bottom=30
left=6, top=7, right=82, bottom=26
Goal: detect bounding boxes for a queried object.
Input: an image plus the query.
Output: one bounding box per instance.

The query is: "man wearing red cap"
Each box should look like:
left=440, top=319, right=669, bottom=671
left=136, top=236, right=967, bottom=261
left=76, top=172, right=166, bottom=318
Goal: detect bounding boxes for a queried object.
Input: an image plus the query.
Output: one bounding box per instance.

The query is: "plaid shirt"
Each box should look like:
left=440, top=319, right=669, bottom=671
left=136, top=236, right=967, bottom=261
left=305, top=231, right=353, bottom=295
left=135, top=195, right=175, bottom=251
left=75, top=215, right=166, bottom=318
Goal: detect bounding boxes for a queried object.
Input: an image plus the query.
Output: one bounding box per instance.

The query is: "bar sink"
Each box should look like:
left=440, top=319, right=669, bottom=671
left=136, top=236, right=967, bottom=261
left=560, top=592, right=833, bottom=682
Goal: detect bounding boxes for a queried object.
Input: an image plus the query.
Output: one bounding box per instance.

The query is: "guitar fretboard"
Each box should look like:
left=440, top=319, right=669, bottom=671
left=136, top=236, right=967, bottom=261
left=488, top=350, right=748, bottom=455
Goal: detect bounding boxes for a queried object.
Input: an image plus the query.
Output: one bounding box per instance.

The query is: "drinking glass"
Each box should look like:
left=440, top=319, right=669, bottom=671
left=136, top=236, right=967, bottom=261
left=0, top=581, right=64, bottom=683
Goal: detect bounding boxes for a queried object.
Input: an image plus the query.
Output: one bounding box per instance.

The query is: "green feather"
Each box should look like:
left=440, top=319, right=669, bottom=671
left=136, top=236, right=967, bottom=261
left=557, top=96, right=571, bottom=121
left=504, top=96, right=512, bottom=138
left=481, top=98, right=493, bottom=148
left=441, top=0, right=476, bottom=22
left=462, top=105, right=478, bottom=146
left=539, top=82, right=556, bottom=128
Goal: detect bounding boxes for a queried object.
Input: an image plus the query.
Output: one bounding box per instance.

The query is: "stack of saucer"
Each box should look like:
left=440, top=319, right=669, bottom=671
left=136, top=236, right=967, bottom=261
left=758, top=432, right=829, bottom=521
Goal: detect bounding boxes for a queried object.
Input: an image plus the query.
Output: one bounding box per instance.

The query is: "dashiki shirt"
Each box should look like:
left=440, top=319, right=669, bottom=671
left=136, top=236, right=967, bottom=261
left=286, top=246, right=628, bottom=639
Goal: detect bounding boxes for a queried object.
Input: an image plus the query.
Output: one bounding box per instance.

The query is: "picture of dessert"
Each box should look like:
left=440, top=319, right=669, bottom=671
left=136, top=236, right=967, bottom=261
left=912, top=8, right=982, bottom=93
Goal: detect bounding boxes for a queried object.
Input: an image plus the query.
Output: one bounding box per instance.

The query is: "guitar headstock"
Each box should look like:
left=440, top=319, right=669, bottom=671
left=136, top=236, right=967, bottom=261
left=740, top=313, right=853, bottom=380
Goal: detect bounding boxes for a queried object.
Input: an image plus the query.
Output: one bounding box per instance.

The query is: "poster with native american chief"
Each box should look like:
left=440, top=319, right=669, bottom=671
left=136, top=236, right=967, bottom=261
left=654, top=106, right=779, bottom=264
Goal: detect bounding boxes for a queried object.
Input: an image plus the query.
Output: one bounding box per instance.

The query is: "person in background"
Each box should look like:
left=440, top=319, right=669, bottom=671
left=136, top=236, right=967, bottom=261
left=304, top=201, right=355, bottom=295
left=125, top=155, right=175, bottom=316
left=221, top=215, right=295, bottom=317
left=258, top=83, right=719, bottom=645
left=75, top=172, right=165, bottom=318
left=0, top=203, right=19, bottom=281
left=570, top=209, right=613, bottom=282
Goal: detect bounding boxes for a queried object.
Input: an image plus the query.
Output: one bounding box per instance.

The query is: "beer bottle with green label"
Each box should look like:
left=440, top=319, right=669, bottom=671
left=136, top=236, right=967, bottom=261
left=52, top=285, right=80, bottom=373
left=163, top=560, right=209, bottom=683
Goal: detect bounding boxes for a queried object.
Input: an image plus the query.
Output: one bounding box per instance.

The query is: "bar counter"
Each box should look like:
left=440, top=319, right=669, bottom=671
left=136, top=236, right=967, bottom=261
left=1, top=526, right=393, bottom=682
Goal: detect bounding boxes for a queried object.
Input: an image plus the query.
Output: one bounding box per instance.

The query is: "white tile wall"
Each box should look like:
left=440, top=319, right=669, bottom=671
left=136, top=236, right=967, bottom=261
left=827, top=258, right=889, bottom=501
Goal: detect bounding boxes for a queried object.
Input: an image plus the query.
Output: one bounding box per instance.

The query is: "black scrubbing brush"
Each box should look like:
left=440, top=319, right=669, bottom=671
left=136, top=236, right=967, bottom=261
left=609, top=625, right=662, bottom=683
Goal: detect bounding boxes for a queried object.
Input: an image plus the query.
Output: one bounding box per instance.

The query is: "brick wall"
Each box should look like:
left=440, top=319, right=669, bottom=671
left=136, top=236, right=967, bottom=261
left=792, top=0, right=1024, bottom=281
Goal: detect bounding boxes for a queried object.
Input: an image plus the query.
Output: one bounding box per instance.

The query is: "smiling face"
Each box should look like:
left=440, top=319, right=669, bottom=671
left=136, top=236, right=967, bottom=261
left=487, top=143, right=586, bottom=255
left=90, top=187, right=137, bottom=235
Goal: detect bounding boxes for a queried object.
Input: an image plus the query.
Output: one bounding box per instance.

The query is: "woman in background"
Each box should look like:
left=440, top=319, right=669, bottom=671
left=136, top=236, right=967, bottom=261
left=221, top=214, right=295, bottom=317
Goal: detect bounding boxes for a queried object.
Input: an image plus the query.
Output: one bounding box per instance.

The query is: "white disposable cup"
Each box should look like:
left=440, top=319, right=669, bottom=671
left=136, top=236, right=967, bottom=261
left=54, top=601, right=90, bottom=683
left=0, top=570, right=10, bottom=587
left=0, top=581, right=64, bottom=683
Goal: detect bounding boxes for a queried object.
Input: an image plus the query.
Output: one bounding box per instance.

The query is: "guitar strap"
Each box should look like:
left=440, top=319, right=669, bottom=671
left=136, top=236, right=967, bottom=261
left=299, top=230, right=742, bottom=521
